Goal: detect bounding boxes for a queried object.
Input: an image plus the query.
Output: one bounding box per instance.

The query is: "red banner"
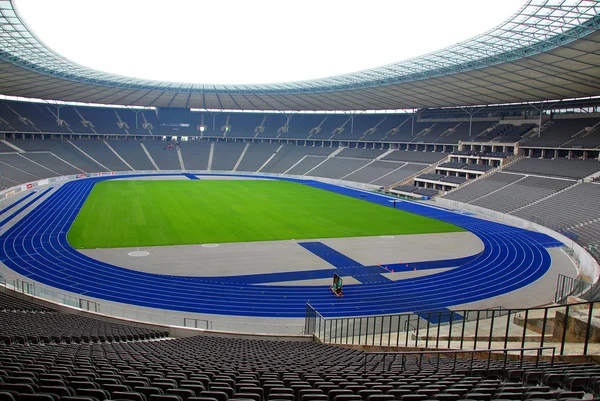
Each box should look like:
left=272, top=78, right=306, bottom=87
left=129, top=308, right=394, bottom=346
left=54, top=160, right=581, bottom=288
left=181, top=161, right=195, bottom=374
left=26, top=183, right=33, bottom=189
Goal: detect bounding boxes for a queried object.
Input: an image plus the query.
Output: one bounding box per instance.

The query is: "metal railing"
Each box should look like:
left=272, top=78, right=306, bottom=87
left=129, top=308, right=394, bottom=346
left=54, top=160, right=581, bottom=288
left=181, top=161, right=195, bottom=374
left=555, top=273, right=595, bottom=303
left=363, top=347, right=555, bottom=373
left=306, top=300, right=600, bottom=356
left=0, top=275, right=305, bottom=335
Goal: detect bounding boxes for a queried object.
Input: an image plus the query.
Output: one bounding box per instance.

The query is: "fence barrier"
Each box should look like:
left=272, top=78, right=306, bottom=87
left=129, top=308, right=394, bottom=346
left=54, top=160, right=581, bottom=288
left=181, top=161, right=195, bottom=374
left=306, top=300, right=600, bottom=356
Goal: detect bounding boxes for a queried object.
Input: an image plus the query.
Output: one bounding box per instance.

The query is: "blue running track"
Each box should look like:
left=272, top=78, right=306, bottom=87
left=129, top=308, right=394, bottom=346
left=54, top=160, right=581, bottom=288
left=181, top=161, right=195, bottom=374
left=0, top=174, right=562, bottom=318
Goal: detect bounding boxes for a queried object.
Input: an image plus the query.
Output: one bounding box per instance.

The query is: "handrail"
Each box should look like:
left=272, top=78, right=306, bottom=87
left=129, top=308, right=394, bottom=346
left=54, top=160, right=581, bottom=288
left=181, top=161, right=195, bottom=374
left=306, top=300, right=600, bottom=355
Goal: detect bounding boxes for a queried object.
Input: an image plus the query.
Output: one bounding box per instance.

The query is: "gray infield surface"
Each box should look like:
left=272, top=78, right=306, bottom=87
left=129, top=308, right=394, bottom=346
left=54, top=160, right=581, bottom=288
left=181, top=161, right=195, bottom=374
left=79, top=232, right=483, bottom=286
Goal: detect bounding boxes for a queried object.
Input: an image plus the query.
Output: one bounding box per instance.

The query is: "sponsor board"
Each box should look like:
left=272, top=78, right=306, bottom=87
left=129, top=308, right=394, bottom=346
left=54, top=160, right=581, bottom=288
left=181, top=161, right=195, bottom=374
left=76, top=173, right=86, bottom=178
left=38, top=179, right=49, bottom=186
left=26, top=183, right=33, bottom=189
left=4, top=190, right=15, bottom=198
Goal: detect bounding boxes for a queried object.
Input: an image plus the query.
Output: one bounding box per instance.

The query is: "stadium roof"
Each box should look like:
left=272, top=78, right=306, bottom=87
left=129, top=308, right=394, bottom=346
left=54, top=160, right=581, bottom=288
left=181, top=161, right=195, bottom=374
left=0, top=0, right=599, bottom=111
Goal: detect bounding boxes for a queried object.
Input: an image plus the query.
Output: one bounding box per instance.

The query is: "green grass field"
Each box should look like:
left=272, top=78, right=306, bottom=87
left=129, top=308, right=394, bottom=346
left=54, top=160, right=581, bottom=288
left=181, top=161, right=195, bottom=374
left=67, top=180, right=464, bottom=249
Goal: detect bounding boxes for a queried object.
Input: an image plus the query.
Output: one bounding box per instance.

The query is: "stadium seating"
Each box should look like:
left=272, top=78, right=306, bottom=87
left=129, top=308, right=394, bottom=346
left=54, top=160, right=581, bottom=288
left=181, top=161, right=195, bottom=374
left=142, top=142, right=181, bottom=170
left=6, top=140, right=104, bottom=173
left=382, top=151, right=448, bottom=164
left=107, top=140, right=155, bottom=171
left=470, top=176, right=575, bottom=213
left=306, top=158, right=371, bottom=179
left=236, top=143, right=280, bottom=172
left=522, top=118, right=600, bottom=148
left=513, top=183, right=600, bottom=228
left=72, top=141, right=132, bottom=172
left=211, top=143, right=246, bottom=171
left=0, top=293, right=55, bottom=313
left=343, top=161, right=406, bottom=184
left=473, top=123, right=536, bottom=142
left=444, top=173, right=524, bottom=203
left=370, top=164, right=425, bottom=187
left=261, top=146, right=334, bottom=174
left=1, top=329, right=597, bottom=401
left=504, top=158, right=600, bottom=180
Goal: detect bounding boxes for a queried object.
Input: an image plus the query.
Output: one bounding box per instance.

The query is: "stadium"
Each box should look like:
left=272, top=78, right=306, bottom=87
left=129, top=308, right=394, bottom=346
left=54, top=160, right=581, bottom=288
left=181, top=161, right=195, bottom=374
left=1, top=0, right=600, bottom=400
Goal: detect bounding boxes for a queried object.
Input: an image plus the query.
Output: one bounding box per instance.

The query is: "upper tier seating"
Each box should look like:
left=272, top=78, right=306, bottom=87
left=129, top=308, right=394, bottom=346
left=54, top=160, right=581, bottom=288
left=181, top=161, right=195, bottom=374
left=473, top=123, right=535, bottom=142
left=2, top=99, right=600, bottom=148
left=522, top=118, right=600, bottom=147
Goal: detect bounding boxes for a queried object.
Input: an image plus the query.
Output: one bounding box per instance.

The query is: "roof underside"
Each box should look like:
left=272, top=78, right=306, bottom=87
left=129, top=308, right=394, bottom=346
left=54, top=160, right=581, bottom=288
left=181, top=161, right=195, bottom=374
left=0, top=0, right=599, bottom=110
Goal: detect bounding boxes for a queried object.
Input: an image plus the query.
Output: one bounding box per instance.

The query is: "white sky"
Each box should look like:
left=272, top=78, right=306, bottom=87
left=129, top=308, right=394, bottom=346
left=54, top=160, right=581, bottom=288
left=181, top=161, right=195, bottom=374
left=16, top=0, right=526, bottom=85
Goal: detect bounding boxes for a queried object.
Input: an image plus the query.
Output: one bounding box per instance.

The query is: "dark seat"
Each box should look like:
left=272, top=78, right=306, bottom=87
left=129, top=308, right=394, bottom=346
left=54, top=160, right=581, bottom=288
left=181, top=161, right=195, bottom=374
left=366, top=396, right=394, bottom=401
left=398, top=396, right=426, bottom=401
left=268, top=396, right=293, bottom=401
left=329, top=390, right=353, bottom=401
left=199, top=392, right=228, bottom=401
left=523, top=392, right=553, bottom=400
left=554, top=390, right=585, bottom=400
left=211, top=389, right=234, bottom=400
left=432, top=394, right=459, bottom=401
left=60, top=397, right=99, bottom=401
left=75, top=388, right=111, bottom=401
left=39, top=387, right=75, bottom=398
left=522, top=372, right=543, bottom=386
left=167, top=390, right=196, bottom=401
left=149, top=395, right=184, bottom=401
left=135, top=388, right=164, bottom=399
left=0, top=391, right=18, bottom=401
left=358, top=390, right=382, bottom=401
left=565, top=377, right=589, bottom=392
left=20, top=395, right=57, bottom=401
left=234, top=394, right=260, bottom=401
left=301, top=396, right=327, bottom=401
left=112, top=392, right=147, bottom=401
left=492, top=392, right=523, bottom=400
left=333, top=396, right=361, bottom=401
left=464, top=393, right=491, bottom=401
